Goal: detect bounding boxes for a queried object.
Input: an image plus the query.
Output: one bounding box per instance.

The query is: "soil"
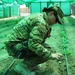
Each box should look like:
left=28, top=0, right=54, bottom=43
left=0, top=16, right=75, bottom=75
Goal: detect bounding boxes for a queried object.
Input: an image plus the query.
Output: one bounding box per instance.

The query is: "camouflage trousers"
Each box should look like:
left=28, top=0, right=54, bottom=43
left=13, top=43, right=61, bottom=75
left=5, top=41, right=61, bottom=75
left=4, top=41, right=36, bottom=58
left=14, top=57, right=61, bottom=75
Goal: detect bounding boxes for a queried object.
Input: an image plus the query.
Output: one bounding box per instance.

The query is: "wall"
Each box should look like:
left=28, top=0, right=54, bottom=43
left=30, top=2, right=71, bottom=16
left=0, top=5, right=3, bottom=18
left=0, top=3, right=20, bottom=18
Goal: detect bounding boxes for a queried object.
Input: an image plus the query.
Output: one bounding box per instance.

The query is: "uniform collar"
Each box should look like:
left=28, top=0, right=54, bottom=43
left=43, top=12, right=50, bottom=25
left=43, top=12, right=51, bottom=33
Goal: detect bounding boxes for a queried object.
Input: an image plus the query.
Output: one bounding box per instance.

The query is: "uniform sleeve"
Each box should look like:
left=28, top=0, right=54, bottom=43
left=28, top=25, right=52, bottom=59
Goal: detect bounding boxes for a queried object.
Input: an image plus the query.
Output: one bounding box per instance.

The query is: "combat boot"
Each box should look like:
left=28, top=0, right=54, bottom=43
left=14, top=62, right=35, bottom=75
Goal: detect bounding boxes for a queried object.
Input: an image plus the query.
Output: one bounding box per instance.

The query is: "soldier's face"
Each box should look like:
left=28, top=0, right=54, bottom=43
left=48, top=11, right=57, bottom=25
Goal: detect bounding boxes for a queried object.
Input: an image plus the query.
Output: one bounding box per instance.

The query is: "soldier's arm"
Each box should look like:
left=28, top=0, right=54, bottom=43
left=28, top=25, right=52, bottom=59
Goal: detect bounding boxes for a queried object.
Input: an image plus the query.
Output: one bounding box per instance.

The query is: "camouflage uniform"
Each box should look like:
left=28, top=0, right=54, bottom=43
left=5, top=12, right=54, bottom=59
left=5, top=12, right=56, bottom=75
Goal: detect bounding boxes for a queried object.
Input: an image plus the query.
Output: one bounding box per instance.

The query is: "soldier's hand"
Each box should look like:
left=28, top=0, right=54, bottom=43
left=51, top=53, right=63, bottom=60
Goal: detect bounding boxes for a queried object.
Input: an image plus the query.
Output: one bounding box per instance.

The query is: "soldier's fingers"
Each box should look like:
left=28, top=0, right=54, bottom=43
left=57, top=53, right=63, bottom=57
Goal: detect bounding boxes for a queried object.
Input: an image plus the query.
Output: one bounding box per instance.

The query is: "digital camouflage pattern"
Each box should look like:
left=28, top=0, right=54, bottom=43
left=5, top=12, right=54, bottom=59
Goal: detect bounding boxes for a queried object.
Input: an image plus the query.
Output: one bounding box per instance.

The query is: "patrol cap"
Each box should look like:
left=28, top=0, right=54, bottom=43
left=43, top=4, right=64, bottom=24
left=50, top=4, right=64, bottom=24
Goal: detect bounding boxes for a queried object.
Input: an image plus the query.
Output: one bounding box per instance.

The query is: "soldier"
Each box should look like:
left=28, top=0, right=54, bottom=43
left=5, top=5, right=64, bottom=75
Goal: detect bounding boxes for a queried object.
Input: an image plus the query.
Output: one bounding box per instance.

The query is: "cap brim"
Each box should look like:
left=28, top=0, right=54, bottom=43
left=57, top=14, right=62, bottom=24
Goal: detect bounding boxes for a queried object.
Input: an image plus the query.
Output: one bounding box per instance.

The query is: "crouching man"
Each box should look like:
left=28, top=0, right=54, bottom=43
left=5, top=4, right=64, bottom=75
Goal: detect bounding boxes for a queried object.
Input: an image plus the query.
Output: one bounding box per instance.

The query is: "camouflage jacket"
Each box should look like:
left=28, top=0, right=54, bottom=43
left=6, top=12, right=52, bottom=59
